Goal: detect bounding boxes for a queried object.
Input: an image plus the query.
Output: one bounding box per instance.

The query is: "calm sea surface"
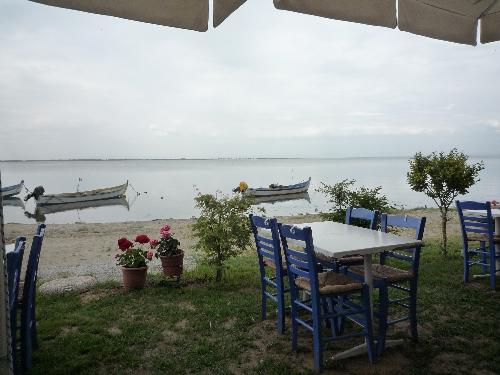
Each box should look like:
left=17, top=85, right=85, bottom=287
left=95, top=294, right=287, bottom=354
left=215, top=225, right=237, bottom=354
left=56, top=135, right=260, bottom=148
left=1, top=158, right=499, bottom=224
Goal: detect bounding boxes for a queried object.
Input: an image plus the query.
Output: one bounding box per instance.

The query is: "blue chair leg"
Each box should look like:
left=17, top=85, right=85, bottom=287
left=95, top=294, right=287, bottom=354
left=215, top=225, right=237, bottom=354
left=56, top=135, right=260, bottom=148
left=480, top=242, right=487, bottom=274
left=261, top=277, right=267, bottom=321
left=276, top=279, right=285, bottom=334
left=463, top=250, right=470, bottom=283
left=377, top=284, right=389, bottom=356
left=312, top=305, right=324, bottom=372
left=409, top=280, right=418, bottom=341
left=290, top=288, right=299, bottom=351
left=361, top=285, right=375, bottom=363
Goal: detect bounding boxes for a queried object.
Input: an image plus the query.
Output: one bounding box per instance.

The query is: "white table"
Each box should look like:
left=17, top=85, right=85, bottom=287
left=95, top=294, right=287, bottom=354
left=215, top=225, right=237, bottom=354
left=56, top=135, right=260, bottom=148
left=465, top=208, right=500, bottom=276
left=290, top=221, right=423, bottom=360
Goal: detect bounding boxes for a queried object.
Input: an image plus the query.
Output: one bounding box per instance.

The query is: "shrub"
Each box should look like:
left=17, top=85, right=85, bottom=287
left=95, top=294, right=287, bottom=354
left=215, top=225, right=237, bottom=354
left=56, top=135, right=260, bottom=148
left=316, top=179, right=393, bottom=225
left=193, top=192, right=254, bottom=282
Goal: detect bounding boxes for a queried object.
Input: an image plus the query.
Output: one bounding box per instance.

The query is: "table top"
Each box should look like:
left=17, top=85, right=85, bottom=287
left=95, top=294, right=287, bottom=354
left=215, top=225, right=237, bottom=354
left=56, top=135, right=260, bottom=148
left=290, top=221, right=422, bottom=261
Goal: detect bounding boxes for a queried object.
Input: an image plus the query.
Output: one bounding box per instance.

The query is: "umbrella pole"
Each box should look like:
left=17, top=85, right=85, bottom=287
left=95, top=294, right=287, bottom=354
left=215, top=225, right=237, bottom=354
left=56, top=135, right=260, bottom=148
left=0, top=171, right=13, bottom=374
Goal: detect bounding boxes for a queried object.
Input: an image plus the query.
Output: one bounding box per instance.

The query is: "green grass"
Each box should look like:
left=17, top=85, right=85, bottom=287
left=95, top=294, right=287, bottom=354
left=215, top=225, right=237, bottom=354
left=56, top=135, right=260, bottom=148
left=30, top=237, right=500, bottom=375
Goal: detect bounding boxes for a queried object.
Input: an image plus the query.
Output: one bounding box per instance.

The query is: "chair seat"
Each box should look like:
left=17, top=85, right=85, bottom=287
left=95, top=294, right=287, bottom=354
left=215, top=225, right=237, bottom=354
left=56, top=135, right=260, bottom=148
left=338, top=255, right=364, bottom=266
left=350, top=264, right=414, bottom=283
left=263, top=257, right=287, bottom=271
left=296, top=271, right=362, bottom=295
left=467, top=234, right=500, bottom=243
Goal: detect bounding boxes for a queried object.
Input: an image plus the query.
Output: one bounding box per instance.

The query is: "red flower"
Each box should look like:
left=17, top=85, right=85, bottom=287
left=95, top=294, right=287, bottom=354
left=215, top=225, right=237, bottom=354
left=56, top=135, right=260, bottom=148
left=146, top=251, right=154, bottom=260
left=135, top=234, right=150, bottom=244
left=150, top=239, right=159, bottom=249
left=118, top=237, right=133, bottom=251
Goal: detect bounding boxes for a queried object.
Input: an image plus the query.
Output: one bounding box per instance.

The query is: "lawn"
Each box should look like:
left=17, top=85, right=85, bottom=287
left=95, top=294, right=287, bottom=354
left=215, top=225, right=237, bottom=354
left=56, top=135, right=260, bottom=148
left=30, top=236, right=500, bottom=375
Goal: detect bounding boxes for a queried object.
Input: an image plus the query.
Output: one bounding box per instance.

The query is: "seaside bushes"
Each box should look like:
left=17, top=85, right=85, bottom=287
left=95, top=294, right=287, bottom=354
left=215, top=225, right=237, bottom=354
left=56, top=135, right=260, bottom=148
left=193, top=192, right=253, bottom=282
left=408, top=149, right=484, bottom=256
left=316, top=179, right=393, bottom=224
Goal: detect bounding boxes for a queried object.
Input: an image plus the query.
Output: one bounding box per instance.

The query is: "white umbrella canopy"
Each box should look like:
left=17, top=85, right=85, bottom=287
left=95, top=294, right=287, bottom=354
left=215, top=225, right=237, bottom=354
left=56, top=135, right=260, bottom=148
left=30, top=0, right=211, bottom=32
left=30, top=0, right=247, bottom=31
left=274, top=0, right=500, bottom=46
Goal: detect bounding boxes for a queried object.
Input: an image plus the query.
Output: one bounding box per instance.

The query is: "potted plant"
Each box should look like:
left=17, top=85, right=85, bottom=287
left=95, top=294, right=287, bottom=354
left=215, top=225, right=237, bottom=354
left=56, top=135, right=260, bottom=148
left=151, top=224, right=183, bottom=277
left=116, top=235, right=154, bottom=291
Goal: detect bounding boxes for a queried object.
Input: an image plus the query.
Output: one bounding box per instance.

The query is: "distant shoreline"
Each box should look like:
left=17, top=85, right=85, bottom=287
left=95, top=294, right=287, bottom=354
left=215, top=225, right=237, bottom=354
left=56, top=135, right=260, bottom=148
left=1, top=155, right=499, bottom=162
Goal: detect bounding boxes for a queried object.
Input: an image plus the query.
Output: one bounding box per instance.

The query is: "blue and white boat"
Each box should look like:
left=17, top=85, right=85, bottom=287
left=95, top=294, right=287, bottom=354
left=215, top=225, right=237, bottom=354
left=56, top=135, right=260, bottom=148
left=1, top=180, right=24, bottom=198
left=243, top=178, right=311, bottom=198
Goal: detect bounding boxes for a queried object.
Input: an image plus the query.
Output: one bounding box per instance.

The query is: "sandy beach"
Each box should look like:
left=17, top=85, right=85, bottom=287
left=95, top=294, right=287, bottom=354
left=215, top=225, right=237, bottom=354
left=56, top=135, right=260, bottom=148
left=4, top=209, right=460, bottom=282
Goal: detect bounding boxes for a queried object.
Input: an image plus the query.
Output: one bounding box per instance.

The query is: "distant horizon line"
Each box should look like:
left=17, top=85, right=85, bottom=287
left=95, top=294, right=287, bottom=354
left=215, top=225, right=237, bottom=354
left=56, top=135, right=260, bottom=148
left=1, top=155, right=499, bottom=162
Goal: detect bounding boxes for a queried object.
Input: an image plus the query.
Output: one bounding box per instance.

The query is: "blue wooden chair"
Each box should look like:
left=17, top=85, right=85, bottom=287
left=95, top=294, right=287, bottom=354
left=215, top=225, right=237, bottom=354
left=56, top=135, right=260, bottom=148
left=6, top=236, right=26, bottom=373
left=279, top=223, right=375, bottom=372
left=456, top=201, right=499, bottom=290
left=336, top=207, right=380, bottom=269
left=346, top=214, right=425, bottom=354
left=21, top=223, right=46, bottom=371
left=249, top=215, right=288, bottom=334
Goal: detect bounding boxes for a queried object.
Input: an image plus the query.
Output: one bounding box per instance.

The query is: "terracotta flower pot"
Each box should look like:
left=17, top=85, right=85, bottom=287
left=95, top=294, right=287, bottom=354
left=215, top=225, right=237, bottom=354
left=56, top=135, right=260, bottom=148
left=160, top=250, right=184, bottom=277
left=122, top=266, right=148, bottom=291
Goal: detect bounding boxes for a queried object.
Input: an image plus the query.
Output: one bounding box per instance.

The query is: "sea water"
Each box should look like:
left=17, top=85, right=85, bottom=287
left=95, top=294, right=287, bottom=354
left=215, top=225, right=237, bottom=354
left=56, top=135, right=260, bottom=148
left=1, top=157, right=499, bottom=224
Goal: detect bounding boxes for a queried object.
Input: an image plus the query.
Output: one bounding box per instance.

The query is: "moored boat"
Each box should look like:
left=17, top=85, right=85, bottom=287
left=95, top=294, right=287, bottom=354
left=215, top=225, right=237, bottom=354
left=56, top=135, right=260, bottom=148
left=1, top=180, right=24, bottom=197
left=33, top=181, right=128, bottom=206
left=242, top=178, right=311, bottom=197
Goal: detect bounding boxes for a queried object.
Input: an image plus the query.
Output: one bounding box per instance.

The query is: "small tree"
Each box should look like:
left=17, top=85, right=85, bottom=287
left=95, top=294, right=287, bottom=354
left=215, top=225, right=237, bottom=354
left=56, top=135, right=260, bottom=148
left=316, top=179, right=393, bottom=225
left=407, top=149, right=484, bottom=256
left=193, top=192, right=253, bottom=282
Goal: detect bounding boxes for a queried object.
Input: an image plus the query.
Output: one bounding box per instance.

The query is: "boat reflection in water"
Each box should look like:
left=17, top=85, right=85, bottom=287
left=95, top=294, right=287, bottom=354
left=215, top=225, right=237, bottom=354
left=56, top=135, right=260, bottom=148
left=3, top=197, right=25, bottom=209
left=249, top=192, right=311, bottom=205
left=25, top=197, right=129, bottom=222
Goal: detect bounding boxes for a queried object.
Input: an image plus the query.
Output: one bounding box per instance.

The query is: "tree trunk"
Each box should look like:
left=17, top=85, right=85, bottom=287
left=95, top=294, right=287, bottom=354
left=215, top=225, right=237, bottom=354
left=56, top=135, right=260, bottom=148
left=215, top=266, right=222, bottom=283
left=441, top=209, right=448, bottom=257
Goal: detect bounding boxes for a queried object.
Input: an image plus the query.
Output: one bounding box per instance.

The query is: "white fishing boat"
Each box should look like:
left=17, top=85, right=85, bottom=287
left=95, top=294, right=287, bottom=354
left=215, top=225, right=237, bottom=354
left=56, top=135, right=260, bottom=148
left=34, top=181, right=128, bottom=206
left=243, top=178, right=311, bottom=197
left=1, top=180, right=24, bottom=197
left=35, top=196, right=129, bottom=214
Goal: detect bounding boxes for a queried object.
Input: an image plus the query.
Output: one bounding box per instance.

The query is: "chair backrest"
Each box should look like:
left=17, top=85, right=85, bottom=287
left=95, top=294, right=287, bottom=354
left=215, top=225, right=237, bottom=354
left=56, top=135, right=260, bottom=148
left=380, top=214, right=426, bottom=277
left=278, top=224, right=320, bottom=297
left=21, top=226, right=46, bottom=326
left=7, top=237, right=26, bottom=311
left=249, top=215, right=285, bottom=275
left=455, top=201, right=495, bottom=249
left=345, top=206, right=379, bottom=230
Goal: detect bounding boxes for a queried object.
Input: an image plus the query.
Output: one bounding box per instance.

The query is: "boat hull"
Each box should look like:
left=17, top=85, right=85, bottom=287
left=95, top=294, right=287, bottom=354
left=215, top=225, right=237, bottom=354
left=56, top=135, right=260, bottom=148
left=243, top=178, right=311, bottom=197
left=1, top=180, right=24, bottom=197
left=36, top=182, right=128, bottom=206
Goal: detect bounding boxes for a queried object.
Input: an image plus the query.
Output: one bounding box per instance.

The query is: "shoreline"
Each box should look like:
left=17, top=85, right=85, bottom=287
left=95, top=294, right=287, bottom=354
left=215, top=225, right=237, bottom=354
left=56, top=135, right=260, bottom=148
left=4, top=209, right=460, bottom=282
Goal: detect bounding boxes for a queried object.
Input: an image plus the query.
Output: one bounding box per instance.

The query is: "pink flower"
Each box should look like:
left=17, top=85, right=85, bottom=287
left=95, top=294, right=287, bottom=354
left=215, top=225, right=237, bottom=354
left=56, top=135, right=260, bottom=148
left=135, top=234, right=150, bottom=244
left=150, top=239, right=159, bottom=249
left=160, top=224, right=171, bottom=238
left=146, top=251, right=154, bottom=260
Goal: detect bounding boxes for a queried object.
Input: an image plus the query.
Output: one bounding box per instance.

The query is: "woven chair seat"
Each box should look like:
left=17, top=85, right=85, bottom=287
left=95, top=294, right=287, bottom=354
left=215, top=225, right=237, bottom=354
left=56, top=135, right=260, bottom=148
left=296, top=271, right=362, bottom=295
left=467, top=234, right=500, bottom=243
left=263, top=257, right=287, bottom=271
left=337, top=255, right=364, bottom=266
left=350, top=264, right=414, bottom=283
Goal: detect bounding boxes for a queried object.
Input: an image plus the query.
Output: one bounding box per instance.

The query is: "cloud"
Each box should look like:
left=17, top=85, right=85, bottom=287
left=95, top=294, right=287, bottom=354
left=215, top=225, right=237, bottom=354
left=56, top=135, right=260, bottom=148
left=0, top=0, right=499, bottom=159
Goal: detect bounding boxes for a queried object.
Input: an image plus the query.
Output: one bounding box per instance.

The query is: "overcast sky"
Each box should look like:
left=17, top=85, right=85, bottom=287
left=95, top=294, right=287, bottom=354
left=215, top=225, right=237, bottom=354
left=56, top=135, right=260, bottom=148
left=1, top=1, right=499, bottom=160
